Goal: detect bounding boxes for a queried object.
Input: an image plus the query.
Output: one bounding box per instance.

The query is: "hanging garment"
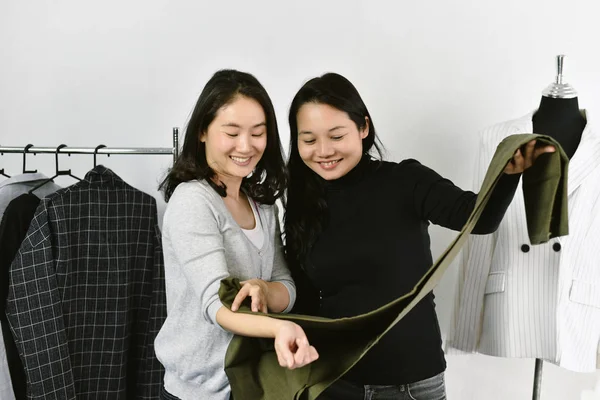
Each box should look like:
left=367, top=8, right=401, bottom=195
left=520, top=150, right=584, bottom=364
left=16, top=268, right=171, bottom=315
left=0, top=176, right=61, bottom=400
left=0, top=194, right=42, bottom=400
left=449, top=111, right=600, bottom=373
left=6, top=165, right=166, bottom=400
left=0, top=173, right=61, bottom=221
left=217, top=133, right=569, bottom=400
left=0, top=340, right=14, bottom=400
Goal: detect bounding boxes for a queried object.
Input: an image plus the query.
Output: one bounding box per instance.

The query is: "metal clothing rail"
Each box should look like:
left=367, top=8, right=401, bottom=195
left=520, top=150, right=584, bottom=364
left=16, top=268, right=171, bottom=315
left=0, top=127, right=180, bottom=162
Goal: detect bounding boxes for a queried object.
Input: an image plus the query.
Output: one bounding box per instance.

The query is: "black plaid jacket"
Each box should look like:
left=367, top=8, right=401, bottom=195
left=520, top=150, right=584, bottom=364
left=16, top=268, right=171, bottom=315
left=6, top=166, right=166, bottom=399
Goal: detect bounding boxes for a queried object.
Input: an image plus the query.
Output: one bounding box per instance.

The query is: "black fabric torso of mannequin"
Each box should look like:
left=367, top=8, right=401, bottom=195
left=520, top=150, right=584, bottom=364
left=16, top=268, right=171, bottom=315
left=532, top=96, right=586, bottom=159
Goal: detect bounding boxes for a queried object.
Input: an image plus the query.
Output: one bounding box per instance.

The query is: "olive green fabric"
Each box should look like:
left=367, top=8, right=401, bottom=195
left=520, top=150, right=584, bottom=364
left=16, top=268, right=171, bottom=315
left=218, top=134, right=569, bottom=400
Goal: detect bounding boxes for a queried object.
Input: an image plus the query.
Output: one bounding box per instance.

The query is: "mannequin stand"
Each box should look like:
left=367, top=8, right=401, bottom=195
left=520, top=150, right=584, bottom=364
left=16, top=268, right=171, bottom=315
left=532, top=358, right=543, bottom=399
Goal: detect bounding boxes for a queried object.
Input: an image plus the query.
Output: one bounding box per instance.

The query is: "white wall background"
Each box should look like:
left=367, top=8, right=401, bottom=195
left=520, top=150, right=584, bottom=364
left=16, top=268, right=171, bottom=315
left=1, top=1, right=600, bottom=398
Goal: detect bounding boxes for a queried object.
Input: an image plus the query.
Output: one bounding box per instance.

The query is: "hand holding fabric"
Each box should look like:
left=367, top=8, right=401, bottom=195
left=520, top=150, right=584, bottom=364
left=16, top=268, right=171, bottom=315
left=504, top=139, right=555, bottom=174
left=231, top=279, right=269, bottom=313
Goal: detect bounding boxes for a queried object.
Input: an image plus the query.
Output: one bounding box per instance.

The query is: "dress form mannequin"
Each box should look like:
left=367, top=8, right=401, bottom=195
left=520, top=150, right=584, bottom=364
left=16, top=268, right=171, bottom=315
left=530, top=54, right=585, bottom=400
left=533, top=55, right=586, bottom=160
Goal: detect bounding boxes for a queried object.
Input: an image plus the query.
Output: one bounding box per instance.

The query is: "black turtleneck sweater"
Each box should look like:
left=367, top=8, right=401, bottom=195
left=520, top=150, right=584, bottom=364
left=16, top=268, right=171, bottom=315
left=297, top=156, right=520, bottom=386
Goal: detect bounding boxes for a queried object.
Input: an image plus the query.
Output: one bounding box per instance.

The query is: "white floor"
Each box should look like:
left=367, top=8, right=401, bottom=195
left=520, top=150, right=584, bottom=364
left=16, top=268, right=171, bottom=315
left=445, top=354, right=600, bottom=399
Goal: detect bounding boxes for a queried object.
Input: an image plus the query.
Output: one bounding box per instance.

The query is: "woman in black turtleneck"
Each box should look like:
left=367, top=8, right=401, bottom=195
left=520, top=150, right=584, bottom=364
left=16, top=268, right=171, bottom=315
left=283, top=73, right=555, bottom=400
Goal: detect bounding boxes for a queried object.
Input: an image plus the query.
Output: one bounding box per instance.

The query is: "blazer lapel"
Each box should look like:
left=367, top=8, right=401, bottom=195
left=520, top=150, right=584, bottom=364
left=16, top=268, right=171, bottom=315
left=564, top=111, right=600, bottom=196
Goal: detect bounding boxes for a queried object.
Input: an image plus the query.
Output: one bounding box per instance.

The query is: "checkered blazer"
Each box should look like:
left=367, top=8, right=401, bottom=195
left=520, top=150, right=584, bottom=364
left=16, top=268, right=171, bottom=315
left=6, top=166, right=166, bottom=399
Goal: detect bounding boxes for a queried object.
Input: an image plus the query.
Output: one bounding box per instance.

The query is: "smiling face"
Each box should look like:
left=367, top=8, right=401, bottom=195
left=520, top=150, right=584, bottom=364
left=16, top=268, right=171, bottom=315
left=296, top=102, right=369, bottom=180
left=200, top=95, right=267, bottom=182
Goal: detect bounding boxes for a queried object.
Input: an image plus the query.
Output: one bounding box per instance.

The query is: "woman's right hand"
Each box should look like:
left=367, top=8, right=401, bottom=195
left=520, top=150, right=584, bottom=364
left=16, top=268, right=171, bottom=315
left=274, top=321, right=319, bottom=369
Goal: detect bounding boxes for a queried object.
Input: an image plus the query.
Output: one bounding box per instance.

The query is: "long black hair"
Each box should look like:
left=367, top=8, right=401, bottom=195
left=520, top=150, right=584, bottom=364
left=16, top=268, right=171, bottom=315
left=284, top=72, right=384, bottom=268
left=159, top=69, right=287, bottom=204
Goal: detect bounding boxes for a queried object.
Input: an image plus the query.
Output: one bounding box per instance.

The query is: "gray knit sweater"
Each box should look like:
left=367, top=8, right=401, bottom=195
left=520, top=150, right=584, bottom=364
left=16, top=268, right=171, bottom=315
left=154, top=179, right=296, bottom=400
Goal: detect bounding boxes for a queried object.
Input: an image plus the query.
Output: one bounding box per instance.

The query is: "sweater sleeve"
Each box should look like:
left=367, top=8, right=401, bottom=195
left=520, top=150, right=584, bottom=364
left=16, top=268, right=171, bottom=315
left=268, top=203, right=296, bottom=313
left=397, top=158, right=520, bottom=233
left=163, top=184, right=228, bottom=326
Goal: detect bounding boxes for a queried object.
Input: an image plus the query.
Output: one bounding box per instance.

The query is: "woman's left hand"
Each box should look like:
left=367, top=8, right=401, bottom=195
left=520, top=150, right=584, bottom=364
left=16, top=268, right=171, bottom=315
left=504, top=139, right=556, bottom=175
left=231, top=279, right=269, bottom=313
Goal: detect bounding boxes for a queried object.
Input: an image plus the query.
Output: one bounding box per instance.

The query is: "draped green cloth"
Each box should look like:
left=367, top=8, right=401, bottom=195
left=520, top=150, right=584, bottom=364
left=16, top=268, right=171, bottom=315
left=219, top=134, right=569, bottom=400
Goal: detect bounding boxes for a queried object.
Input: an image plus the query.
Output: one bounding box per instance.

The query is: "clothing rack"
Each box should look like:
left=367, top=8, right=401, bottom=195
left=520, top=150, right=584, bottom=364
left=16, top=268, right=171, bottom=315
left=0, top=127, right=180, bottom=163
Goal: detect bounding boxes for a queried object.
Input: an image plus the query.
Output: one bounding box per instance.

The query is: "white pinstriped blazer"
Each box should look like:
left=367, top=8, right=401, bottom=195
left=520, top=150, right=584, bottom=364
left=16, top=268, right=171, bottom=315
left=448, top=110, right=600, bottom=373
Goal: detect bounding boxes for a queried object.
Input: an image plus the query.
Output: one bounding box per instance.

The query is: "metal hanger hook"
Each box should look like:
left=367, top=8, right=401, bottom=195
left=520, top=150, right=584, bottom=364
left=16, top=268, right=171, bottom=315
left=23, top=144, right=38, bottom=173
left=55, top=144, right=69, bottom=174
left=94, top=145, right=107, bottom=167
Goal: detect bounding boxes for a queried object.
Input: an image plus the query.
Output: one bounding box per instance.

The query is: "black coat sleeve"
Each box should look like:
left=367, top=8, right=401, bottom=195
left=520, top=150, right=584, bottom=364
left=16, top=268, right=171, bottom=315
left=397, top=159, right=520, bottom=234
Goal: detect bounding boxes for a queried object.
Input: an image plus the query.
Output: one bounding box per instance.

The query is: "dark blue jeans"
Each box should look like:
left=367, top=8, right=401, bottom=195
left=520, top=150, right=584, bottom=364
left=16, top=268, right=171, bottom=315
left=318, top=372, right=446, bottom=400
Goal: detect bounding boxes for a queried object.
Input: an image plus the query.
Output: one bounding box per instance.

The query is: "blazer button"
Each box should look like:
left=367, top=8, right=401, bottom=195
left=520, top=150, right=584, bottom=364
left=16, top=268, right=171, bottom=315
left=521, top=244, right=530, bottom=253
left=553, top=242, right=561, bottom=252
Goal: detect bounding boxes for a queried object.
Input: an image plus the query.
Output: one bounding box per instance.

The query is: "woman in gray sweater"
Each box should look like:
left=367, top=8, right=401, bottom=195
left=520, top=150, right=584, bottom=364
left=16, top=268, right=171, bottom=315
left=155, top=69, right=318, bottom=400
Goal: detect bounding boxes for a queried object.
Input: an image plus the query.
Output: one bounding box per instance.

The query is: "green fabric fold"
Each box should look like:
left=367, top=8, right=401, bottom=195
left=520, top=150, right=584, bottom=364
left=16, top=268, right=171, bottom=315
left=219, top=134, right=569, bottom=400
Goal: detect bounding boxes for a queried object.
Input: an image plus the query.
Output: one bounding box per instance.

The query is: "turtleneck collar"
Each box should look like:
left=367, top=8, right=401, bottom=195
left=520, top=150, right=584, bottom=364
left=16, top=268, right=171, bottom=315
left=321, top=154, right=373, bottom=191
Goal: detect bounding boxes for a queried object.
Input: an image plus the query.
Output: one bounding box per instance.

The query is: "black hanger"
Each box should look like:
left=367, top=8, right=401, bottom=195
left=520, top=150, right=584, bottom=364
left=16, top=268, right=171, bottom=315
left=29, top=144, right=81, bottom=194
left=1, top=147, right=12, bottom=177
left=94, top=144, right=107, bottom=167
left=23, top=144, right=38, bottom=173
